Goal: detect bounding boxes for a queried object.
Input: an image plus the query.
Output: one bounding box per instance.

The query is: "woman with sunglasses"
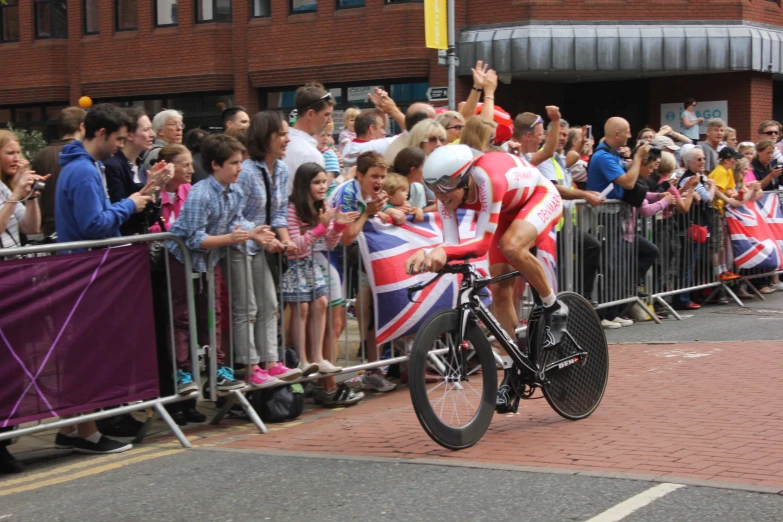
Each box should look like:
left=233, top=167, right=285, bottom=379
left=406, top=144, right=567, bottom=415
left=405, top=119, right=447, bottom=156
left=436, top=111, right=466, bottom=144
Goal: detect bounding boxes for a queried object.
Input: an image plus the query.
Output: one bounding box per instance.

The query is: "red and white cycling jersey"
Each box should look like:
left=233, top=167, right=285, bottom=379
left=439, top=152, right=562, bottom=265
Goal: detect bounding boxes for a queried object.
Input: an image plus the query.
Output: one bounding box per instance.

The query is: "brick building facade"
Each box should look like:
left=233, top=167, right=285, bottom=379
left=0, top=0, right=780, bottom=140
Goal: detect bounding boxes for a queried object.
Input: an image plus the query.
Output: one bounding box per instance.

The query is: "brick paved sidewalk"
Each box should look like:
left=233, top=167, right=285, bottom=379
left=212, top=341, right=783, bottom=489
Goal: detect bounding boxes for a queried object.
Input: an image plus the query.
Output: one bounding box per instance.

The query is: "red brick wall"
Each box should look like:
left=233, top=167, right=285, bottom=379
left=464, top=0, right=782, bottom=26
left=649, top=72, right=773, bottom=141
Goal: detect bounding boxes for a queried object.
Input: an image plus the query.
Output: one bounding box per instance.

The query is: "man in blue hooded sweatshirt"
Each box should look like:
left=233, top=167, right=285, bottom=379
left=56, top=104, right=150, bottom=245
left=53, top=104, right=151, bottom=455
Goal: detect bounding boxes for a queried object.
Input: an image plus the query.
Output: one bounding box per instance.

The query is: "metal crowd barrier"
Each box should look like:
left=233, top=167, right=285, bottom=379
left=0, top=233, right=199, bottom=449
left=559, top=200, right=660, bottom=323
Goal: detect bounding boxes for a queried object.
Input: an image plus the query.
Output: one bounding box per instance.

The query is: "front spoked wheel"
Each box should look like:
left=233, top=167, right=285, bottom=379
left=540, top=292, right=609, bottom=420
left=409, top=310, right=497, bottom=450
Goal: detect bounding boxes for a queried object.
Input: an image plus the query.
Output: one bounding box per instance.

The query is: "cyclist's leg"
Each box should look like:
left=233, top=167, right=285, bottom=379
left=498, top=220, right=553, bottom=302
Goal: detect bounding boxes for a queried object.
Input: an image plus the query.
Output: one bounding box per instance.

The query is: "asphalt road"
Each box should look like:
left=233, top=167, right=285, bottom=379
left=604, top=290, right=783, bottom=344
left=2, top=450, right=782, bottom=522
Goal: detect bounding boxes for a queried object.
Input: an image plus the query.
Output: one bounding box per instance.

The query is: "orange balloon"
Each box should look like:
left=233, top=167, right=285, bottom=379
left=78, top=96, right=93, bottom=109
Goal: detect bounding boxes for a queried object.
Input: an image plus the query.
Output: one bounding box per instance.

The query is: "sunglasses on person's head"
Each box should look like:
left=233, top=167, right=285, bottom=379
left=422, top=136, right=446, bottom=145
left=307, top=92, right=333, bottom=110
left=521, top=115, right=543, bottom=134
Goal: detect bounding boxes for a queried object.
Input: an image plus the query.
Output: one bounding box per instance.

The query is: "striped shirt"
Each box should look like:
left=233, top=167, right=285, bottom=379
left=166, top=175, right=255, bottom=272
left=286, top=203, right=346, bottom=260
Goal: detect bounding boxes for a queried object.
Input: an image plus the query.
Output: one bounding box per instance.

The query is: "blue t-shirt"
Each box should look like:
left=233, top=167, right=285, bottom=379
left=587, top=143, right=627, bottom=200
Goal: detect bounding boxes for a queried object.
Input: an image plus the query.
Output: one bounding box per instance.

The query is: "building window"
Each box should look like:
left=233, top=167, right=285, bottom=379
left=337, top=0, right=363, bottom=7
left=83, top=0, right=99, bottom=34
left=115, top=0, right=137, bottom=31
left=35, top=0, right=68, bottom=39
left=156, top=0, right=178, bottom=26
left=291, top=0, right=316, bottom=13
left=196, top=0, right=231, bottom=22
left=0, top=0, right=20, bottom=43
left=384, top=0, right=422, bottom=3
left=252, top=0, right=270, bottom=17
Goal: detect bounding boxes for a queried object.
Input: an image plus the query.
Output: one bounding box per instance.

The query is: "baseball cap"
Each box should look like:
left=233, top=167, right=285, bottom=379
left=718, top=146, right=743, bottom=160
left=651, top=136, right=680, bottom=151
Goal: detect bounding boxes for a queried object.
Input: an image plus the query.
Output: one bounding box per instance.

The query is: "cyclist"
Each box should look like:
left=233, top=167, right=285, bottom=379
left=406, top=143, right=568, bottom=413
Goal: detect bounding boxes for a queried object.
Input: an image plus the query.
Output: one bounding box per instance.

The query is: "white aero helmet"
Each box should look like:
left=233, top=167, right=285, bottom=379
left=422, top=144, right=482, bottom=193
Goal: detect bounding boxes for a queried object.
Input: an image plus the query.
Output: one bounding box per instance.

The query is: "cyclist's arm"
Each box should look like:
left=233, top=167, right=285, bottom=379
left=440, top=169, right=498, bottom=260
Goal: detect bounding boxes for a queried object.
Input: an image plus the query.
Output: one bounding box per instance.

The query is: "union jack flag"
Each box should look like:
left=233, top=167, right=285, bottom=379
left=726, top=192, right=783, bottom=271
left=358, top=210, right=557, bottom=345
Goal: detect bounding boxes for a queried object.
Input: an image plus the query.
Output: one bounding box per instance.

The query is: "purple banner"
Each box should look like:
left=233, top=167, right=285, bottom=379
left=0, top=245, right=159, bottom=427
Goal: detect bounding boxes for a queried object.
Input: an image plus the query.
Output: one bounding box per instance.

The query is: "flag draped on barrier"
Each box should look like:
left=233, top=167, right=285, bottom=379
left=358, top=210, right=557, bottom=345
left=0, top=245, right=159, bottom=427
left=726, top=192, right=783, bottom=271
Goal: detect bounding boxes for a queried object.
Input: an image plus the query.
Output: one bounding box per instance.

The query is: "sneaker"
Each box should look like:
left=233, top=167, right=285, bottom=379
left=601, top=319, right=621, bottom=329
left=215, top=366, right=245, bottom=391
left=719, top=272, right=741, bottom=282
left=315, top=384, right=364, bottom=407
left=495, top=370, right=519, bottom=414
left=360, top=372, right=397, bottom=393
left=54, top=432, right=78, bottom=449
left=772, top=281, right=783, bottom=291
left=760, top=286, right=776, bottom=295
left=612, top=317, right=634, bottom=327
left=73, top=435, right=132, bottom=455
left=246, top=368, right=280, bottom=388
left=542, top=300, right=569, bottom=349
left=316, top=360, right=342, bottom=374
left=176, top=369, right=198, bottom=395
left=267, top=362, right=302, bottom=381
left=0, top=447, right=24, bottom=474
left=298, top=362, right=319, bottom=377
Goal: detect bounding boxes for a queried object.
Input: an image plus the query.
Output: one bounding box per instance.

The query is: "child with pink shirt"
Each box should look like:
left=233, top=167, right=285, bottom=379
left=282, top=162, right=359, bottom=378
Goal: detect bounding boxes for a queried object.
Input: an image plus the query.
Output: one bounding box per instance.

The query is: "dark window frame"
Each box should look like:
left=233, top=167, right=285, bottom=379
left=83, top=0, right=99, bottom=35
left=384, top=0, right=422, bottom=4
left=0, top=0, right=20, bottom=43
left=114, top=0, right=137, bottom=31
left=289, top=0, right=316, bottom=15
left=336, top=0, right=364, bottom=10
left=195, top=0, right=231, bottom=23
left=251, top=0, right=271, bottom=18
left=34, top=0, right=68, bottom=40
left=154, top=0, right=178, bottom=27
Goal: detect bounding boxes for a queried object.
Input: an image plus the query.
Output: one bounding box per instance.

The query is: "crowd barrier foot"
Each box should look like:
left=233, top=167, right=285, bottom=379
left=744, top=278, right=766, bottom=301
left=722, top=284, right=745, bottom=307
left=654, top=296, right=683, bottom=321
left=154, top=402, right=192, bottom=448
left=211, top=389, right=268, bottom=435
left=635, top=297, right=662, bottom=324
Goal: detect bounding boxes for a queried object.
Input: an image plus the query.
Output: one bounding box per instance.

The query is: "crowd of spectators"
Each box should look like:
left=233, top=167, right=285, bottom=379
left=2, top=64, right=782, bottom=474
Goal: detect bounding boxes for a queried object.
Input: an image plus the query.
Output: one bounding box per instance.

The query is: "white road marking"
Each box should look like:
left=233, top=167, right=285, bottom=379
left=584, top=483, right=685, bottom=522
left=0, top=515, right=13, bottom=520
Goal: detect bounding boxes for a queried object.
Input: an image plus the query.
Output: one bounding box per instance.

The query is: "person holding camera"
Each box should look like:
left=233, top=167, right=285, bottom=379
left=0, top=130, right=47, bottom=250
left=751, top=139, right=782, bottom=191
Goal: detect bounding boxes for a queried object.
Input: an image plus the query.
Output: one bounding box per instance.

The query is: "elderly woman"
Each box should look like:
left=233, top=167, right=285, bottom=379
left=143, top=109, right=185, bottom=169
left=436, top=111, right=466, bottom=144
left=751, top=139, right=782, bottom=191
left=0, top=130, right=45, bottom=249
left=673, top=146, right=717, bottom=310
left=405, top=119, right=447, bottom=156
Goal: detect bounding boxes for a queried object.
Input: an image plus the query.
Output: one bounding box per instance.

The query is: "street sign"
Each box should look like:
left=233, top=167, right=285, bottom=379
left=427, top=86, right=449, bottom=102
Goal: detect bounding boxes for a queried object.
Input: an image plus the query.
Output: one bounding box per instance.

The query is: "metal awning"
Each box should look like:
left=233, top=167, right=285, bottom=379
left=457, top=23, right=783, bottom=81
